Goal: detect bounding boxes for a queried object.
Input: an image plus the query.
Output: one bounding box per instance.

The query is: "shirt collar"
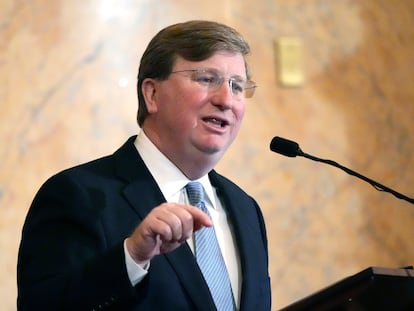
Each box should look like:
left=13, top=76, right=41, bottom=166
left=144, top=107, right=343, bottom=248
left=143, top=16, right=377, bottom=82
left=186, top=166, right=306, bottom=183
left=134, top=130, right=216, bottom=208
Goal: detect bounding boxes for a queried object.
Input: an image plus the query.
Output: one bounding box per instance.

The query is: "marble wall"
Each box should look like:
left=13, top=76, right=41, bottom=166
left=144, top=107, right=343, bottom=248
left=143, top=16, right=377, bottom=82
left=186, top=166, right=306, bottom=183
left=1, top=0, right=413, bottom=309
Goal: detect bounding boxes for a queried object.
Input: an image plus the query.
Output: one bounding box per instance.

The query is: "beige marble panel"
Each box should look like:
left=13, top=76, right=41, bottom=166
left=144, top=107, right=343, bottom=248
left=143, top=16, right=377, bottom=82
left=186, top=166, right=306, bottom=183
left=1, top=0, right=413, bottom=310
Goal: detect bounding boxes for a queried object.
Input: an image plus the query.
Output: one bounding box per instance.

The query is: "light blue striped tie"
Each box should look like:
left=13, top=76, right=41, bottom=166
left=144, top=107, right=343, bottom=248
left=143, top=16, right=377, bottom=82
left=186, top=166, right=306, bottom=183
left=186, top=181, right=236, bottom=311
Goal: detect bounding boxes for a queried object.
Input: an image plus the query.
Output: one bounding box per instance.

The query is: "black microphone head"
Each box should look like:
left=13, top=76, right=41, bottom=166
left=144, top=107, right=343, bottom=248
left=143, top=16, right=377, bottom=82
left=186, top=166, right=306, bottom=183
left=270, top=136, right=302, bottom=157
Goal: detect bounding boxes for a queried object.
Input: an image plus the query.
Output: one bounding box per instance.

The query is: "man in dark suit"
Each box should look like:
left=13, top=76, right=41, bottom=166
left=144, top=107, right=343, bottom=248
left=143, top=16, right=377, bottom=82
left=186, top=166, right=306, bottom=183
left=17, top=20, right=271, bottom=310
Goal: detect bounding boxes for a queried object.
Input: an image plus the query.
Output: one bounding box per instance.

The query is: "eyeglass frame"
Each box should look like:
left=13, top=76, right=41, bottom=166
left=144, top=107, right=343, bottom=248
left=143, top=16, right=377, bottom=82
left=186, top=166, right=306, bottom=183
left=169, top=68, right=257, bottom=99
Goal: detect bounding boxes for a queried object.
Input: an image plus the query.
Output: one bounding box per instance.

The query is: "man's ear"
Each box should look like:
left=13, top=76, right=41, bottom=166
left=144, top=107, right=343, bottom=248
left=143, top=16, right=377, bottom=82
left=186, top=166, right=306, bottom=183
left=141, top=78, right=159, bottom=113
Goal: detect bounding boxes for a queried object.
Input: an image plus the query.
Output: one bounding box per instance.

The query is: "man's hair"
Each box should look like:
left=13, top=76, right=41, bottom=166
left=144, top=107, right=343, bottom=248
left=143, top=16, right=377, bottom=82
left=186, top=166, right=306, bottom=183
left=136, top=20, right=251, bottom=126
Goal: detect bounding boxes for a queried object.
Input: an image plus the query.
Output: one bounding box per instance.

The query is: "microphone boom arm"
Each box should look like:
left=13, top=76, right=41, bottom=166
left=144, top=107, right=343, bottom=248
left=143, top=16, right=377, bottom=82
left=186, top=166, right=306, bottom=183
left=297, top=148, right=414, bottom=205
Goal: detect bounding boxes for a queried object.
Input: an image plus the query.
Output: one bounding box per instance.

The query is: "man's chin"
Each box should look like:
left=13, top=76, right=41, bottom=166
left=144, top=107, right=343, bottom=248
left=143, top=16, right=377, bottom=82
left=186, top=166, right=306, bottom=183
left=197, top=139, right=228, bottom=153
left=192, top=134, right=234, bottom=156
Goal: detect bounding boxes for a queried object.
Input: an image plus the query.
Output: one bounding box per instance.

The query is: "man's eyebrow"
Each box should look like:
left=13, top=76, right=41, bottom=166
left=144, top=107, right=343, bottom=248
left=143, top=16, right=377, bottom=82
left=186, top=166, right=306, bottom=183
left=200, top=67, right=247, bottom=81
left=230, top=74, right=247, bottom=82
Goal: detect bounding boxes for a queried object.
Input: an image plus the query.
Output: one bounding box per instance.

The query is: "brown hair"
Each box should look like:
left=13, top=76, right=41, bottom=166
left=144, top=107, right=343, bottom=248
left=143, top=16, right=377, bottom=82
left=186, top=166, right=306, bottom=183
left=136, top=20, right=251, bottom=126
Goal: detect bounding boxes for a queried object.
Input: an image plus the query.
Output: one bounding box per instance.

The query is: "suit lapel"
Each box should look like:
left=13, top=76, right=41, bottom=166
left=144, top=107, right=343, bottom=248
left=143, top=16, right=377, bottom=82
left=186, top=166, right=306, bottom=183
left=209, top=169, right=255, bottom=265
left=113, top=136, right=216, bottom=310
left=164, top=245, right=217, bottom=311
left=209, top=171, right=264, bottom=311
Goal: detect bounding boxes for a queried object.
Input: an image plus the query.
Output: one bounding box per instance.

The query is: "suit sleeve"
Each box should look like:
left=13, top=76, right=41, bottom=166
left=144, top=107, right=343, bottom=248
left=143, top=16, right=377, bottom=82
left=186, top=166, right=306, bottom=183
left=17, top=171, right=139, bottom=310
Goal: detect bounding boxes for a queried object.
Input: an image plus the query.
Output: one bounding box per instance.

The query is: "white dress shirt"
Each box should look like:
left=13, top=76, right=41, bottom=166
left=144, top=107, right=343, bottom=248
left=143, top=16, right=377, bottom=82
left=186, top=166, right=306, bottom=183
left=123, top=130, right=241, bottom=308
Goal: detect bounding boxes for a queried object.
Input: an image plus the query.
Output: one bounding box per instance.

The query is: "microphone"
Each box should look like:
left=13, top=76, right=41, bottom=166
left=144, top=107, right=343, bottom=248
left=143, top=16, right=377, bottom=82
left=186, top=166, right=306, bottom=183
left=270, top=136, right=414, bottom=205
left=270, top=136, right=303, bottom=157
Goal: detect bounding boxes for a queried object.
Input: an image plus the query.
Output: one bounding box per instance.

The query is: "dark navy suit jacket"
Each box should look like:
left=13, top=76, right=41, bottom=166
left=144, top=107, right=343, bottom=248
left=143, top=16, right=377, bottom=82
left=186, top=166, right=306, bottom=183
left=17, top=136, right=271, bottom=310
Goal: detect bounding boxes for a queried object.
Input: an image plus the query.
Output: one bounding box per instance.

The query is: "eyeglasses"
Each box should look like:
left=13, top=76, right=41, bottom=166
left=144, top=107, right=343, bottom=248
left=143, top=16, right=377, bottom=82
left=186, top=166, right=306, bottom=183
left=170, top=69, right=257, bottom=99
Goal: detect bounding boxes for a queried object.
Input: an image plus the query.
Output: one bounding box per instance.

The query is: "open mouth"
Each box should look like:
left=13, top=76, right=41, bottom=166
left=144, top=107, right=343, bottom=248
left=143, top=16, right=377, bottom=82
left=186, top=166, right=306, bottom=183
left=202, top=117, right=229, bottom=128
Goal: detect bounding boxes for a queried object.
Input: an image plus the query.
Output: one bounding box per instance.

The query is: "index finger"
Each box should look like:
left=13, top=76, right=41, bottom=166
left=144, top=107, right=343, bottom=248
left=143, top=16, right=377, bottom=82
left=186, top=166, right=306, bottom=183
left=181, top=204, right=213, bottom=231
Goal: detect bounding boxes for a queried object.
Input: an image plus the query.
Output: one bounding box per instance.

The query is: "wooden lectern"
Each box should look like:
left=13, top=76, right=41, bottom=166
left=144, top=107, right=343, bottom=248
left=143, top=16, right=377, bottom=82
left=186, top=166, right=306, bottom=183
left=279, top=266, right=414, bottom=311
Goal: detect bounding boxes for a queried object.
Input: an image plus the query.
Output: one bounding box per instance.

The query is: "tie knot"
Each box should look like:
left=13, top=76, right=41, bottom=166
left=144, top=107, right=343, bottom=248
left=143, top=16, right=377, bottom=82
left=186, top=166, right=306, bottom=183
left=186, top=181, right=204, bottom=207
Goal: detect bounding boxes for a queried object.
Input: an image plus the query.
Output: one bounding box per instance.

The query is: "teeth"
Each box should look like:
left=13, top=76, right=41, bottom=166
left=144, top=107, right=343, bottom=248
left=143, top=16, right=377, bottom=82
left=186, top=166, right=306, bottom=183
left=211, top=118, right=222, bottom=125
left=205, top=118, right=224, bottom=127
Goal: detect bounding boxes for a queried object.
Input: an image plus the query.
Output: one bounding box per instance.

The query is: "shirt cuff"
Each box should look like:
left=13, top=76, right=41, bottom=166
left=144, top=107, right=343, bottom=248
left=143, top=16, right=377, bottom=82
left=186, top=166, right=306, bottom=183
left=123, top=240, right=149, bottom=286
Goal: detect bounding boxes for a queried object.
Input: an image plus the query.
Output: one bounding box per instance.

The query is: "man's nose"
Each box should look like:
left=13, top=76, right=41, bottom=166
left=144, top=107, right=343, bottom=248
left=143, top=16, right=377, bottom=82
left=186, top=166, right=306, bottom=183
left=210, top=80, right=234, bottom=109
